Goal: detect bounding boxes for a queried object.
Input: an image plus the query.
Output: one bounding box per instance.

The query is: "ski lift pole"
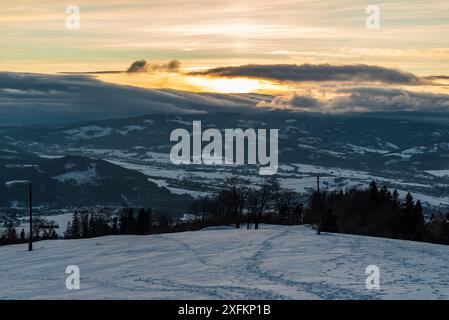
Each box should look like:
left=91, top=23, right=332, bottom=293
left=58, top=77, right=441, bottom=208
left=28, top=182, right=32, bottom=251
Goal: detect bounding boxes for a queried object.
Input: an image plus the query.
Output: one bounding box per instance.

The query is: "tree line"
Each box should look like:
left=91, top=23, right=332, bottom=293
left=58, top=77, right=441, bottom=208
left=189, top=177, right=449, bottom=245
left=0, top=217, right=58, bottom=245
left=305, top=180, right=449, bottom=245
left=2, top=177, right=449, bottom=247
left=188, top=176, right=304, bottom=228
left=63, top=208, right=212, bottom=239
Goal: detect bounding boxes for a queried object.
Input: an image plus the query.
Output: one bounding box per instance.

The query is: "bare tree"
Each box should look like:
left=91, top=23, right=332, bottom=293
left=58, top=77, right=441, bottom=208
left=253, top=177, right=280, bottom=229
left=223, top=176, right=249, bottom=228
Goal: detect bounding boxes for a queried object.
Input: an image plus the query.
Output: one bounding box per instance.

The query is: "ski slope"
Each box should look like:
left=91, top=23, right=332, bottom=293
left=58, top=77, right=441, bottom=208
left=1, top=225, right=449, bottom=299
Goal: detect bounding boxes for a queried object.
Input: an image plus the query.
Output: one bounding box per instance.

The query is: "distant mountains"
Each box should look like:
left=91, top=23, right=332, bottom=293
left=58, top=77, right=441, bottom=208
left=4, top=111, right=449, bottom=173
left=1, top=111, right=449, bottom=211
left=1, top=72, right=449, bottom=213
left=0, top=143, right=191, bottom=211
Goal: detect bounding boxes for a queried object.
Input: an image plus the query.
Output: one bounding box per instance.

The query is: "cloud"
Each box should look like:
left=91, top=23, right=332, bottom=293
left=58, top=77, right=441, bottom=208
left=259, top=94, right=322, bottom=110
left=258, top=87, right=449, bottom=113
left=61, top=60, right=182, bottom=75
left=189, top=64, right=424, bottom=85
left=0, top=72, right=264, bottom=125
left=127, top=60, right=148, bottom=73
left=425, top=75, right=449, bottom=80
left=127, top=59, right=181, bottom=73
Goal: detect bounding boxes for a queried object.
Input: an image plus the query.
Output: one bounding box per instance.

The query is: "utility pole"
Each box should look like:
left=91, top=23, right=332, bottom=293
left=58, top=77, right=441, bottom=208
left=28, top=182, right=33, bottom=251
left=317, top=176, right=320, bottom=194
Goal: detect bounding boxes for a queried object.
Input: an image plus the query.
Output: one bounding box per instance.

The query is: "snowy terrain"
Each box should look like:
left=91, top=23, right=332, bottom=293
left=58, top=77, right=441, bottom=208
left=1, top=225, right=449, bottom=300
left=3, top=112, right=449, bottom=214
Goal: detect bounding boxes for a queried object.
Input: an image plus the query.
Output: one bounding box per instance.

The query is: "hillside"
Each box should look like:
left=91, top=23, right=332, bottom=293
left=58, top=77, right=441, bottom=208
left=3, top=113, right=448, bottom=209
left=0, top=144, right=191, bottom=213
left=1, top=225, right=448, bottom=299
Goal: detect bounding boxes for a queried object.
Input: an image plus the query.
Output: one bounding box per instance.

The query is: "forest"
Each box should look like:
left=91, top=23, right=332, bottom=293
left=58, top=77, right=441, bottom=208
left=2, top=177, right=449, bottom=246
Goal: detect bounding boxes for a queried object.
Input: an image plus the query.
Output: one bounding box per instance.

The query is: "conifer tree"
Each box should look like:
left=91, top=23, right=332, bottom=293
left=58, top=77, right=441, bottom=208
left=71, top=212, right=81, bottom=239
left=81, top=213, right=89, bottom=238
left=20, top=228, right=26, bottom=242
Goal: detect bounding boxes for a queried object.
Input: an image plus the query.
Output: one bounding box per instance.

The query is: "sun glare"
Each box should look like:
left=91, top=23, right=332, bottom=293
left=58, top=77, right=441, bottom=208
left=96, top=72, right=283, bottom=94
left=185, top=76, right=273, bottom=93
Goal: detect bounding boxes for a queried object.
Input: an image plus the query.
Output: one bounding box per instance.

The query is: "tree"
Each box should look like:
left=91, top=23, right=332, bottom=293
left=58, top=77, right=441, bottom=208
left=293, top=203, right=304, bottom=225
left=369, top=180, right=379, bottom=197
left=137, top=208, right=152, bottom=234
left=80, top=213, right=89, bottom=238
left=71, top=212, right=81, bottom=239
left=412, top=200, right=424, bottom=240
left=157, top=212, right=171, bottom=229
left=88, top=214, right=97, bottom=237
left=119, top=208, right=135, bottom=234
left=320, top=207, right=338, bottom=233
left=64, top=221, right=72, bottom=238
left=49, top=229, right=58, bottom=239
left=111, top=217, right=119, bottom=235
left=20, top=228, right=26, bottom=242
left=400, top=192, right=416, bottom=237
left=6, top=224, right=17, bottom=244
left=304, top=190, right=325, bottom=228
left=392, top=190, right=400, bottom=209
left=254, top=177, right=280, bottom=229
left=222, top=176, right=249, bottom=228
left=274, top=190, right=297, bottom=224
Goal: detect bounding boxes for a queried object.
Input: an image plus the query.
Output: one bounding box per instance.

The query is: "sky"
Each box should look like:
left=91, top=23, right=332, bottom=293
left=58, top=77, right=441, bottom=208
left=1, top=0, right=449, bottom=97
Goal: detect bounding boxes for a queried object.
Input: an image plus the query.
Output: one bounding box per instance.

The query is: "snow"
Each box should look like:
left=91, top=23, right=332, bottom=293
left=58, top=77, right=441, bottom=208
left=52, top=164, right=97, bottom=185
left=425, top=170, right=449, bottom=177
left=118, top=125, right=145, bottom=136
left=346, top=144, right=390, bottom=155
left=38, top=154, right=64, bottom=159
left=1, top=225, right=449, bottom=299
left=63, top=126, right=113, bottom=140
left=167, top=119, right=192, bottom=126
left=5, top=180, right=30, bottom=186
left=103, top=158, right=449, bottom=209
left=0, top=148, right=18, bottom=154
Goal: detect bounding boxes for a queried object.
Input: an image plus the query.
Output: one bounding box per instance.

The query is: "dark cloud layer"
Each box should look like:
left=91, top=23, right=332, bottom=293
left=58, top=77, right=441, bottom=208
left=0, top=72, right=262, bottom=125
left=2, top=71, right=449, bottom=126
left=260, top=87, right=449, bottom=113
left=190, top=64, right=423, bottom=85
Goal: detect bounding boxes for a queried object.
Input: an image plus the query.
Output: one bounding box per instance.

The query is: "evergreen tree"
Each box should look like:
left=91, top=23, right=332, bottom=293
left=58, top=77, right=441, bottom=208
left=88, top=214, right=96, bottom=238
left=137, top=208, right=152, bottom=234
left=414, top=200, right=424, bottom=226
left=119, top=208, right=135, bottom=234
left=20, top=228, right=26, bottom=242
left=158, top=213, right=170, bottom=229
left=8, top=225, right=17, bottom=244
left=320, top=207, right=338, bottom=233
left=64, top=221, right=72, bottom=238
left=71, top=212, right=81, bottom=239
left=369, top=180, right=379, bottom=196
left=111, top=217, right=119, bottom=235
left=80, top=213, right=89, bottom=238
left=392, top=190, right=400, bottom=208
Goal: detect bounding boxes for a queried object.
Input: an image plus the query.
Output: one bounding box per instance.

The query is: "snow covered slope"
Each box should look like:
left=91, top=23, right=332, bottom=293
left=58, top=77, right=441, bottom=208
left=1, top=225, right=448, bottom=300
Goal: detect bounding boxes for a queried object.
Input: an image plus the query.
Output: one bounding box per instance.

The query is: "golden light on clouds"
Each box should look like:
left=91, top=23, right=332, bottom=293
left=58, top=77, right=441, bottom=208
left=95, top=72, right=282, bottom=93
left=1, top=0, right=449, bottom=95
left=183, top=76, right=279, bottom=93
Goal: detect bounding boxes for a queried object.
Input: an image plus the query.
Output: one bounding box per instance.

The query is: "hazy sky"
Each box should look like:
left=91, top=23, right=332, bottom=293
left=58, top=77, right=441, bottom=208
left=1, top=0, right=449, bottom=93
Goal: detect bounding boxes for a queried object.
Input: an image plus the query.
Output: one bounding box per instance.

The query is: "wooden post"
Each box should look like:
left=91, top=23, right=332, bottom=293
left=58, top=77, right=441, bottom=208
left=317, top=176, right=320, bottom=194
left=28, top=182, right=33, bottom=251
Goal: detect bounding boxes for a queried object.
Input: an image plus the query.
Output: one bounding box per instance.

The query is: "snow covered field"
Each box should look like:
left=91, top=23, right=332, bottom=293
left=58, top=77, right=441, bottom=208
left=1, top=225, right=449, bottom=300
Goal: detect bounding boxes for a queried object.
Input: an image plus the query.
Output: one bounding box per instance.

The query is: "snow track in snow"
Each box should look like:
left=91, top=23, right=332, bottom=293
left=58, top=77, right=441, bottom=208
left=1, top=225, right=449, bottom=299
